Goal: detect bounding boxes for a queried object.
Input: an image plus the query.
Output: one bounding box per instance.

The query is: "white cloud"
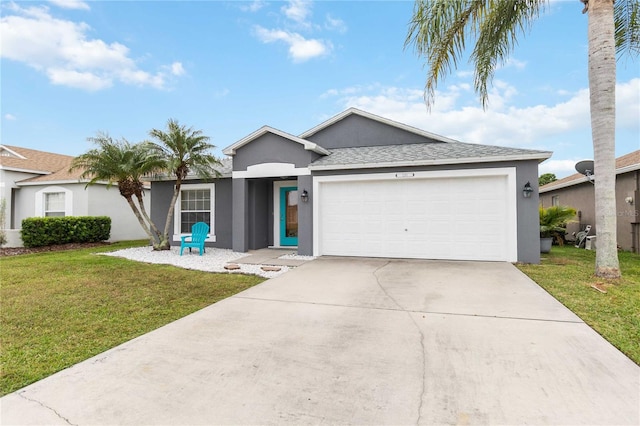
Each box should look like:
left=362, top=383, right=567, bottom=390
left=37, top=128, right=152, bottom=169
left=616, top=78, right=640, bottom=130
left=170, top=62, right=185, bottom=76
left=282, top=0, right=312, bottom=25
left=48, top=0, right=90, bottom=10
left=322, top=78, right=640, bottom=178
left=47, top=67, right=112, bottom=90
left=240, top=0, right=266, bottom=13
left=0, top=4, right=182, bottom=91
left=4, top=114, right=17, bottom=121
left=500, top=58, right=527, bottom=70
left=325, top=14, right=347, bottom=34
left=321, top=80, right=629, bottom=148
left=254, top=26, right=332, bottom=62
left=538, top=159, right=582, bottom=176
left=214, top=88, right=230, bottom=98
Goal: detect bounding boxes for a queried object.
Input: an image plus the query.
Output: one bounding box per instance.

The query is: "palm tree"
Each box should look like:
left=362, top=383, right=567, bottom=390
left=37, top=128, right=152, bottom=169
left=147, top=119, right=221, bottom=250
left=406, top=0, right=639, bottom=278
left=70, top=134, right=164, bottom=245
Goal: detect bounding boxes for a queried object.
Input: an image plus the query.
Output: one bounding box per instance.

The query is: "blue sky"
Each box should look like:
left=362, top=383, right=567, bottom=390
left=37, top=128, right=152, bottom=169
left=1, top=0, right=638, bottom=178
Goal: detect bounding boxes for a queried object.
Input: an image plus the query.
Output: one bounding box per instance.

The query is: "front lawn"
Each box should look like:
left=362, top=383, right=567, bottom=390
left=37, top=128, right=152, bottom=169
left=0, top=240, right=264, bottom=396
left=517, top=246, right=640, bottom=365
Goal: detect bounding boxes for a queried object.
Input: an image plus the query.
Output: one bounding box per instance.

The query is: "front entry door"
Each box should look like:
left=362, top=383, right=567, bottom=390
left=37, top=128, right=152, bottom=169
left=280, top=187, right=298, bottom=246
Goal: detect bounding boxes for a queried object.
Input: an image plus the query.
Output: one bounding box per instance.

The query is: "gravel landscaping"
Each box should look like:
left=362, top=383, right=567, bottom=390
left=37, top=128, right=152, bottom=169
left=101, top=246, right=294, bottom=278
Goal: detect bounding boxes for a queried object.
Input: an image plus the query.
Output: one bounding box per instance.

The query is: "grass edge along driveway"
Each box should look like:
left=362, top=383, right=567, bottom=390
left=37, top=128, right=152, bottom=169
left=1, top=240, right=264, bottom=396
left=517, top=246, right=640, bottom=366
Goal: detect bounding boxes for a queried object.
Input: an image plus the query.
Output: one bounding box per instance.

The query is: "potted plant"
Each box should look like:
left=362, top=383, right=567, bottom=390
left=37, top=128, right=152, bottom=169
left=539, top=205, right=577, bottom=253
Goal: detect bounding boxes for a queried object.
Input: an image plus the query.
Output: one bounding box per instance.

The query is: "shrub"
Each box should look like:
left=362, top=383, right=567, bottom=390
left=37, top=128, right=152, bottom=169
left=21, top=216, right=111, bottom=248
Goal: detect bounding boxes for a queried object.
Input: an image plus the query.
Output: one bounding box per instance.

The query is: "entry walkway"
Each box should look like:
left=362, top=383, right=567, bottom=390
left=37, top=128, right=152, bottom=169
left=2, top=258, right=638, bottom=425
left=234, top=248, right=311, bottom=267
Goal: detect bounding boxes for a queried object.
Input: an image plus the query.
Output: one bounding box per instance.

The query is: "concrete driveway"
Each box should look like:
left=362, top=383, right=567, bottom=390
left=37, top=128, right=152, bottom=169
left=2, top=258, right=639, bottom=425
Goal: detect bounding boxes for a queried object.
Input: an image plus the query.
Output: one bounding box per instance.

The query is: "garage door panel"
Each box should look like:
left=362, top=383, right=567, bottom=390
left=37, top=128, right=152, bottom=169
left=318, top=173, right=514, bottom=261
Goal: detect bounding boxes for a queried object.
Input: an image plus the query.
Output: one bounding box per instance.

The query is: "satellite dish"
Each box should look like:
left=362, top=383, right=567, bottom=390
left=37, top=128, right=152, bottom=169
left=575, top=159, right=595, bottom=183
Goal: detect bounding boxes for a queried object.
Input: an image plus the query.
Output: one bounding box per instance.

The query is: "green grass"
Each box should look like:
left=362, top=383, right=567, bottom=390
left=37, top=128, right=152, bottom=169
left=517, top=246, right=640, bottom=365
left=0, top=240, right=264, bottom=396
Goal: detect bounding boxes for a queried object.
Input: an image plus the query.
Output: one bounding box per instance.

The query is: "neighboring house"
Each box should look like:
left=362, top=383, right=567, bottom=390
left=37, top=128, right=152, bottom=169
left=0, top=145, right=150, bottom=247
left=151, top=108, right=551, bottom=263
left=539, top=150, right=640, bottom=253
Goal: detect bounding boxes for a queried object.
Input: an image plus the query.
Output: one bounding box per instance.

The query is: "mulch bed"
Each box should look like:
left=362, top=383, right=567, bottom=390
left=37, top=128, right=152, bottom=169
left=0, top=242, right=112, bottom=257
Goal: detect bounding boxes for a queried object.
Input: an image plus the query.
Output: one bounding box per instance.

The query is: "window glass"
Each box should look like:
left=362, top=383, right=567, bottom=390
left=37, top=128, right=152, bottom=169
left=45, top=192, right=65, bottom=217
left=180, top=189, right=211, bottom=233
left=551, top=195, right=559, bottom=206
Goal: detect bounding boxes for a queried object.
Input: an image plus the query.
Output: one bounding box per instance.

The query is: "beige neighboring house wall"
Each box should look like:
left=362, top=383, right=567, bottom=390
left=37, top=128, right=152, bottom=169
left=0, top=145, right=150, bottom=247
left=539, top=150, right=640, bottom=253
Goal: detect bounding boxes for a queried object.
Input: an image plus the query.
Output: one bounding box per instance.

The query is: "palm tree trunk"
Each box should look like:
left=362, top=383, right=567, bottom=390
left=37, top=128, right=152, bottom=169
left=124, top=195, right=158, bottom=246
left=135, top=192, right=162, bottom=239
left=588, top=0, right=621, bottom=278
left=157, top=178, right=182, bottom=250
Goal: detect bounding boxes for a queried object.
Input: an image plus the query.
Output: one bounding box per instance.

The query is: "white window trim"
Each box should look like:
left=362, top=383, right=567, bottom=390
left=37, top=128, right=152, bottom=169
left=172, top=183, right=216, bottom=242
left=35, top=186, right=73, bottom=217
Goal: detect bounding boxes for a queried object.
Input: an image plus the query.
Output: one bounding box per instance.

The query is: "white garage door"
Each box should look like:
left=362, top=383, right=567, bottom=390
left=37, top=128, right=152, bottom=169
left=315, top=170, right=517, bottom=261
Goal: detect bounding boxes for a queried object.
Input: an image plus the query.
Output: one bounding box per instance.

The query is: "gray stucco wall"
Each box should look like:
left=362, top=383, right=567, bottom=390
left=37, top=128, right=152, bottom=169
left=297, top=175, right=313, bottom=256
left=306, top=114, right=443, bottom=149
left=232, top=178, right=248, bottom=252
left=540, top=171, right=640, bottom=252
left=310, top=159, right=542, bottom=263
left=151, top=178, right=233, bottom=249
left=233, top=133, right=321, bottom=171
left=247, top=179, right=271, bottom=250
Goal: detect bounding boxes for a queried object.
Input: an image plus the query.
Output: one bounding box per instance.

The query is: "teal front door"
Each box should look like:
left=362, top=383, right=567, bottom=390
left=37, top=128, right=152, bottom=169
left=280, top=187, right=298, bottom=246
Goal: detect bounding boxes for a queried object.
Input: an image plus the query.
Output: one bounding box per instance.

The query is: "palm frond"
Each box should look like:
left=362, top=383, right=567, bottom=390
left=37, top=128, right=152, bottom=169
left=615, top=0, right=640, bottom=58
left=473, top=0, right=544, bottom=108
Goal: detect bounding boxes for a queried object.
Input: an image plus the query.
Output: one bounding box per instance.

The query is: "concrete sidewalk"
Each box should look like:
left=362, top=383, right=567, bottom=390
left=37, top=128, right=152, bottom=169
left=2, top=258, right=639, bottom=425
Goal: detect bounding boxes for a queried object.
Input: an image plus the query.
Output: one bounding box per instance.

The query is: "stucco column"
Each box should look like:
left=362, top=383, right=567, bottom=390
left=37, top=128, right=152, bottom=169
left=232, top=178, right=248, bottom=252
left=297, top=175, right=313, bottom=256
left=517, top=161, right=541, bottom=264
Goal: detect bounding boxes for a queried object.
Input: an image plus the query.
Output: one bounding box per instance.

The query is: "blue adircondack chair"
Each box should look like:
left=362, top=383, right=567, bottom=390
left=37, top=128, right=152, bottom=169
left=180, top=222, right=209, bottom=256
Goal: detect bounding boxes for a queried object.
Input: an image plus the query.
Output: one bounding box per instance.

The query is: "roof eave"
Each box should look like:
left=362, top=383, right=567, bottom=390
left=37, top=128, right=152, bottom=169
left=0, top=165, right=52, bottom=175
left=16, top=179, right=99, bottom=187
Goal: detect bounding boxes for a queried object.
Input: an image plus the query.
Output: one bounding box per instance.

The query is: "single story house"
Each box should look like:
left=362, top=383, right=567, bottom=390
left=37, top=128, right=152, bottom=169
left=151, top=108, right=552, bottom=263
left=539, top=150, right=640, bottom=253
left=0, top=145, right=150, bottom=247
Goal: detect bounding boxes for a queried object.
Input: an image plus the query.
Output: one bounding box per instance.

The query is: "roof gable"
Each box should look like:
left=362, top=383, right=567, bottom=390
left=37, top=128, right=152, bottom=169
left=299, top=108, right=459, bottom=143
left=222, top=126, right=330, bottom=156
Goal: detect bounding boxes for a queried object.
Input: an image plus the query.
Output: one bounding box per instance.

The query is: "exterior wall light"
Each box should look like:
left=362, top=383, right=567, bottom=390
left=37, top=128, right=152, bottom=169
left=625, top=196, right=634, bottom=205
left=300, top=189, right=309, bottom=202
left=523, top=181, right=534, bottom=198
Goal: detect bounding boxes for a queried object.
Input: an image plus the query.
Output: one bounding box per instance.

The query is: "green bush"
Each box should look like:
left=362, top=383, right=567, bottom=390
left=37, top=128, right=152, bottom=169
left=21, top=216, right=111, bottom=248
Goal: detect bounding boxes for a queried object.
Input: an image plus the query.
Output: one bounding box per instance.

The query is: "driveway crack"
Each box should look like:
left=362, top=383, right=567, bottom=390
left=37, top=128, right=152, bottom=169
left=372, top=262, right=426, bottom=426
left=17, top=391, right=76, bottom=425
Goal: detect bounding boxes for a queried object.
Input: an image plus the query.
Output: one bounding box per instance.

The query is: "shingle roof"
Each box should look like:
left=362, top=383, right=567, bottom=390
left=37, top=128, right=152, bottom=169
left=0, top=145, right=74, bottom=174
left=309, top=142, right=552, bottom=170
left=0, top=145, right=88, bottom=183
left=540, top=149, right=640, bottom=193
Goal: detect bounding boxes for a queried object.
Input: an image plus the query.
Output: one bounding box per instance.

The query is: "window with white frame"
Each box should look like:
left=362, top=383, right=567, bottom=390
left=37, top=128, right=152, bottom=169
left=35, top=186, right=73, bottom=217
left=173, top=183, right=215, bottom=241
left=44, top=192, right=66, bottom=216
left=551, top=195, right=559, bottom=206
